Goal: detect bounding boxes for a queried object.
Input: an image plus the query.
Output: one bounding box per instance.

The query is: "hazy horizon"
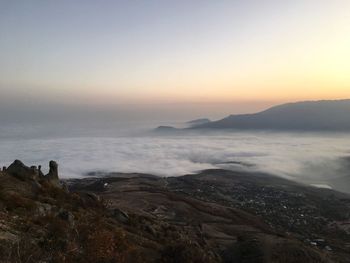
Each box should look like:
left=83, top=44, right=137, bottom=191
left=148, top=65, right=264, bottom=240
left=0, top=98, right=290, bottom=126
left=1, top=0, right=350, bottom=114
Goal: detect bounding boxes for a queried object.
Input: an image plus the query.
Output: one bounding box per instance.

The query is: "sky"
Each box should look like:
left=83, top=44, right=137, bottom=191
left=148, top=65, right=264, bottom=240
left=1, top=0, right=350, bottom=118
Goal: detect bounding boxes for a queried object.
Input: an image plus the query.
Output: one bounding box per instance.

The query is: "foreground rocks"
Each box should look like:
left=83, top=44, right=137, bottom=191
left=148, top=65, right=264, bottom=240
left=0, top=161, right=137, bottom=262
left=5, top=159, right=60, bottom=186
left=0, top=160, right=350, bottom=262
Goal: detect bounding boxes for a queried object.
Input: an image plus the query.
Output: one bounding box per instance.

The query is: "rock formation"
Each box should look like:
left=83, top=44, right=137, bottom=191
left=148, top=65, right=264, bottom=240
left=7, top=160, right=40, bottom=181
left=46, top=160, right=60, bottom=186
left=6, top=159, right=61, bottom=187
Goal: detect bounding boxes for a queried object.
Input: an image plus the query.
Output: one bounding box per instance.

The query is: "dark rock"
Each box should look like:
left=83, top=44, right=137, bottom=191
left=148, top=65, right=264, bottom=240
left=6, top=160, right=63, bottom=189
left=7, top=160, right=38, bottom=181
left=45, top=160, right=60, bottom=186
left=113, top=208, right=129, bottom=223
left=38, top=165, right=44, bottom=178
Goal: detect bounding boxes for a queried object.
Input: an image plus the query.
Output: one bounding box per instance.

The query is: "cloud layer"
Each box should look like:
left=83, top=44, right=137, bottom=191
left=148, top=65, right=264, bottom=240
left=1, top=131, right=350, bottom=192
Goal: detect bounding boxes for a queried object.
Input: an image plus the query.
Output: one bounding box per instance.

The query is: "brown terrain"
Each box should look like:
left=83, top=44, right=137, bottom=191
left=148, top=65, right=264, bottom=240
left=0, top=160, right=349, bottom=262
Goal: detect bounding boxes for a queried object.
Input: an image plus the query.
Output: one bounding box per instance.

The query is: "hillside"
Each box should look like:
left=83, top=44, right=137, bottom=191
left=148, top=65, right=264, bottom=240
left=1, top=160, right=350, bottom=262
left=192, top=100, right=350, bottom=131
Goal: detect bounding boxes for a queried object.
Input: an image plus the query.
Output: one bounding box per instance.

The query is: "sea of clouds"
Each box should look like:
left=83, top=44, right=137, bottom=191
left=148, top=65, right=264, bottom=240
left=1, top=129, right=350, bottom=193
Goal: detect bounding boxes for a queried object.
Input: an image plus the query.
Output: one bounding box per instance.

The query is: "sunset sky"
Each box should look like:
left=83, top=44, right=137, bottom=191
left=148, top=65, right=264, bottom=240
left=1, top=0, right=350, bottom=111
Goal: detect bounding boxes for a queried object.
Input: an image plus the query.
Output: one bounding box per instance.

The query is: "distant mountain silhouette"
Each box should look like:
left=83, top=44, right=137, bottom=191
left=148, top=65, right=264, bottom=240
left=192, top=100, right=350, bottom=131
left=153, top=126, right=180, bottom=134
left=187, top=118, right=211, bottom=126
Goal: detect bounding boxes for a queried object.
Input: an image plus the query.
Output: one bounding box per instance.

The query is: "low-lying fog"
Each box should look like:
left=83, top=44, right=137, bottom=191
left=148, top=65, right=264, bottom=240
left=1, top=122, right=350, bottom=193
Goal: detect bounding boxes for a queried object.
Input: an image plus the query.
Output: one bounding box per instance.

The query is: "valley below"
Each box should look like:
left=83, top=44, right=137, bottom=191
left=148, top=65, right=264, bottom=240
left=69, top=169, right=350, bottom=262
left=0, top=160, right=350, bottom=262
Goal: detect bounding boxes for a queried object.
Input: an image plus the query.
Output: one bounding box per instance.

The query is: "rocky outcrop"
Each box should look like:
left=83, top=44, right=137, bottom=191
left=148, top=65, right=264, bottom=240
left=0, top=159, right=136, bottom=263
left=5, top=160, right=61, bottom=187
left=45, top=160, right=60, bottom=186
left=6, top=160, right=40, bottom=181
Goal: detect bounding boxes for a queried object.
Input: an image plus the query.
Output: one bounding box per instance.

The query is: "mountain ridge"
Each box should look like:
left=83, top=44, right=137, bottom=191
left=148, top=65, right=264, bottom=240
left=191, top=99, right=350, bottom=131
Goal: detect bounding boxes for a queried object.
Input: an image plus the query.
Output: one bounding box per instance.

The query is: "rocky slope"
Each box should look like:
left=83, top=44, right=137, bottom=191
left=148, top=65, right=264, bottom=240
left=0, top=161, right=349, bottom=262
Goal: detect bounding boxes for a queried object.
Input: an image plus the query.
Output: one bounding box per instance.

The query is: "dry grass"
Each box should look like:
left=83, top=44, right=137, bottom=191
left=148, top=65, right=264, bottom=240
left=0, top=191, right=37, bottom=211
